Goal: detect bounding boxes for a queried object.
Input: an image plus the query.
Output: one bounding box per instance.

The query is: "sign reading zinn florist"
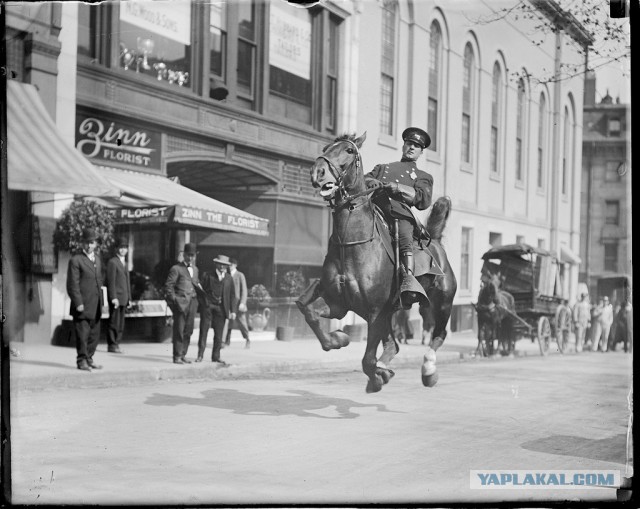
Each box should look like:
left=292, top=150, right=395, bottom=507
left=75, top=113, right=161, bottom=171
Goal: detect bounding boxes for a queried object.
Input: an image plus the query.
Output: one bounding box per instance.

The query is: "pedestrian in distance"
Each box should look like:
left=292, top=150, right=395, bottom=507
left=590, top=298, right=604, bottom=351
left=198, top=254, right=237, bottom=366
left=106, top=237, right=132, bottom=354
left=225, top=257, right=251, bottom=349
left=572, top=293, right=590, bottom=353
left=164, top=242, right=201, bottom=364
left=596, top=296, right=614, bottom=352
left=66, top=228, right=104, bottom=371
left=365, top=127, right=434, bottom=308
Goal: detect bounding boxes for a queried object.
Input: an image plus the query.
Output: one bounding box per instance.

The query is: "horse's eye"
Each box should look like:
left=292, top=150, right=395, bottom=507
left=346, top=148, right=354, bottom=154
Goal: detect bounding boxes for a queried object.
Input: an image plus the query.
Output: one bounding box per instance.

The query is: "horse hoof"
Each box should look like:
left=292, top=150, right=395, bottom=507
left=377, top=368, right=395, bottom=384
left=329, top=330, right=350, bottom=349
left=422, top=371, right=439, bottom=387
left=366, top=376, right=383, bottom=393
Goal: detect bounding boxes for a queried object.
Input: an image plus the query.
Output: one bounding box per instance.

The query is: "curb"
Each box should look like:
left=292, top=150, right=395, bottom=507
left=11, top=351, right=465, bottom=392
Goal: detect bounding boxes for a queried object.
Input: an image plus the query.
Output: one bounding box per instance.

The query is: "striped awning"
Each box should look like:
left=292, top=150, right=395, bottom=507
left=6, top=80, right=119, bottom=197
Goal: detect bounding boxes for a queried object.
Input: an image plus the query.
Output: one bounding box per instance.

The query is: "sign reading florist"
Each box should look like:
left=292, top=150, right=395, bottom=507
left=120, top=0, right=191, bottom=45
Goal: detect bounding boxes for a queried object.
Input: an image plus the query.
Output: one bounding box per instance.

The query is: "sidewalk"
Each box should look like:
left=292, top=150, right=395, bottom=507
left=7, top=329, right=544, bottom=392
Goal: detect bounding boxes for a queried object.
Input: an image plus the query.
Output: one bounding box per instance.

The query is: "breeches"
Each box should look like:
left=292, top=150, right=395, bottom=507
left=396, top=219, right=413, bottom=255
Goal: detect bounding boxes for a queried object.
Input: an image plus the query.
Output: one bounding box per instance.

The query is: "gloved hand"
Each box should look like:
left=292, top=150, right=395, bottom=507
left=383, top=182, right=399, bottom=194
left=366, top=178, right=383, bottom=190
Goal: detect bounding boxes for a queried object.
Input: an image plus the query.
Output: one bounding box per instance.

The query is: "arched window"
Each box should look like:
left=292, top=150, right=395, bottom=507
left=515, top=78, right=526, bottom=182
left=490, top=62, right=502, bottom=174
left=427, top=22, right=442, bottom=151
left=461, top=43, right=474, bottom=164
left=562, top=106, right=573, bottom=195
left=380, top=1, right=397, bottom=136
left=537, top=94, right=547, bottom=189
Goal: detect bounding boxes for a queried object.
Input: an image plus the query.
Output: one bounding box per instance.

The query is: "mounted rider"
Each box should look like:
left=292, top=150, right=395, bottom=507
left=365, top=127, right=433, bottom=308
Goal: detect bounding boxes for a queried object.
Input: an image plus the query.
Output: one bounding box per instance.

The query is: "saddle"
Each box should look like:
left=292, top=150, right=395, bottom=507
left=373, top=205, right=444, bottom=277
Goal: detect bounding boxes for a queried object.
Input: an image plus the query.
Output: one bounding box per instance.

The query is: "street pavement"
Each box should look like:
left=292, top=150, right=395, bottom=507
left=8, top=327, right=582, bottom=392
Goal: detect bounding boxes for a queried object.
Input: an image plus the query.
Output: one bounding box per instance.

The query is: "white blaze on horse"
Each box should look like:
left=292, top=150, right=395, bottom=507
left=296, top=133, right=457, bottom=392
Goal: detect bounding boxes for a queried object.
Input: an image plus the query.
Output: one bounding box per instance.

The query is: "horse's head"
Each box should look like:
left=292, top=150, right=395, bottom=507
left=311, top=132, right=367, bottom=202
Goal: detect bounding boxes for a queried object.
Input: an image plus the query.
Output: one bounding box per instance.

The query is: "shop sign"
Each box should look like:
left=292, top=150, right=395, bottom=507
left=120, top=0, right=191, bottom=45
left=110, top=206, right=172, bottom=224
left=76, top=116, right=161, bottom=171
left=175, top=206, right=269, bottom=236
left=269, top=1, right=311, bottom=80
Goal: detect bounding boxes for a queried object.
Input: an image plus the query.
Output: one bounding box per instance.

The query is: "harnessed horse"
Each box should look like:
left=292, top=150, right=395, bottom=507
left=475, top=273, right=516, bottom=355
left=296, top=133, right=457, bottom=392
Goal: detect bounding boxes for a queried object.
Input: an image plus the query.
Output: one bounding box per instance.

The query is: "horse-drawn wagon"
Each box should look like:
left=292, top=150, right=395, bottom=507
left=475, top=243, right=572, bottom=356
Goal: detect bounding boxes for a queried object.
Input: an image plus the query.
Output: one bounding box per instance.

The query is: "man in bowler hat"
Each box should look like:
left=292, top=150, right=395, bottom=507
left=66, top=228, right=104, bottom=371
left=106, top=237, right=131, bottom=353
left=365, top=127, right=434, bottom=308
left=198, top=254, right=237, bottom=365
left=164, top=242, right=201, bottom=364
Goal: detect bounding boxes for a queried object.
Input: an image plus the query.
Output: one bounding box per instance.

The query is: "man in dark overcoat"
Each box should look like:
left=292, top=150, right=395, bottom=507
left=365, top=127, right=434, bottom=307
left=164, top=242, right=200, bottom=364
left=198, top=254, right=237, bottom=365
left=106, top=236, right=131, bottom=353
left=66, top=228, right=104, bottom=371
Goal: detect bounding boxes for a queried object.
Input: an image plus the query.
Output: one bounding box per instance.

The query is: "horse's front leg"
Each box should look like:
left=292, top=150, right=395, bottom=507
left=363, top=307, right=395, bottom=393
left=295, top=279, right=349, bottom=351
left=422, top=285, right=454, bottom=388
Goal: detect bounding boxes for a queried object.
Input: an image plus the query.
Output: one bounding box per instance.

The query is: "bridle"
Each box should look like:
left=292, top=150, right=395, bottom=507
left=316, top=139, right=377, bottom=210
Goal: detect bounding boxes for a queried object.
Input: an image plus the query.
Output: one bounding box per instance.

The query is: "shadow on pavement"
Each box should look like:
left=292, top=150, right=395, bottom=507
left=521, top=434, right=627, bottom=465
left=144, top=388, right=405, bottom=419
left=10, top=359, right=76, bottom=370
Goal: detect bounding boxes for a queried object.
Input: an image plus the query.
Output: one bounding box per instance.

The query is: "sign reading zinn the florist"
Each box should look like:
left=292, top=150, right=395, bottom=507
left=110, top=205, right=269, bottom=236
left=75, top=115, right=161, bottom=170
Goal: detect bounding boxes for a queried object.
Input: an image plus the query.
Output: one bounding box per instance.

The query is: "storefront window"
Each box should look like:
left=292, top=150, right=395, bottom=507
left=118, top=1, right=192, bottom=87
left=129, top=229, right=166, bottom=300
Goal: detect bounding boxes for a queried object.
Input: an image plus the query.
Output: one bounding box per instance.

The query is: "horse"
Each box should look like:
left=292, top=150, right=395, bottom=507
left=296, top=132, right=457, bottom=392
left=475, top=272, right=516, bottom=356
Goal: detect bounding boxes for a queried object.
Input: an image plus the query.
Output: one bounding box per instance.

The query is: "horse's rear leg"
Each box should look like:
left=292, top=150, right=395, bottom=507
left=296, top=279, right=349, bottom=351
left=363, top=308, right=395, bottom=393
left=421, top=286, right=454, bottom=387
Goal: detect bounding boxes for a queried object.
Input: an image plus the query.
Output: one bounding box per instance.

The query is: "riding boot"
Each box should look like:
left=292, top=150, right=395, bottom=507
left=400, top=252, right=427, bottom=309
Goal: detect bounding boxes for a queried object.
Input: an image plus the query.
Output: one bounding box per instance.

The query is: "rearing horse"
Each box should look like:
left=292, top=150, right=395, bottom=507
left=296, top=132, right=457, bottom=392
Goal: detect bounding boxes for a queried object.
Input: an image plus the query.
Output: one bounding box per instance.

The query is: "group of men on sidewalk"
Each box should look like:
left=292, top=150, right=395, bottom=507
left=66, top=228, right=251, bottom=371
left=572, top=293, right=617, bottom=353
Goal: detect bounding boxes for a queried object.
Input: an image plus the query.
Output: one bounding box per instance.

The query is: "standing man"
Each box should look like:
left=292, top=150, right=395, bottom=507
left=106, top=237, right=131, bottom=354
left=597, top=296, right=614, bottom=352
left=164, top=242, right=200, bottom=364
left=225, top=257, right=251, bottom=349
left=198, top=255, right=237, bottom=365
left=365, top=127, right=433, bottom=308
left=572, top=293, right=591, bottom=353
left=66, top=228, right=104, bottom=371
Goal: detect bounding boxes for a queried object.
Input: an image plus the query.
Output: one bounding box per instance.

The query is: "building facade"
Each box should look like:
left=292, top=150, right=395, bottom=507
left=580, top=72, right=632, bottom=301
left=3, top=0, right=591, bottom=343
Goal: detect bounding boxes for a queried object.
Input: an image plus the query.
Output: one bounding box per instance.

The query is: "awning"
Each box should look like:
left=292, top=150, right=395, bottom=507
left=6, top=80, right=119, bottom=197
left=93, top=166, right=269, bottom=236
left=560, top=244, right=582, bottom=265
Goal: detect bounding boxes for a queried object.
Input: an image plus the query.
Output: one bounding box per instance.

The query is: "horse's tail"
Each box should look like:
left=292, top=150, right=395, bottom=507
left=426, top=196, right=451, bottom=242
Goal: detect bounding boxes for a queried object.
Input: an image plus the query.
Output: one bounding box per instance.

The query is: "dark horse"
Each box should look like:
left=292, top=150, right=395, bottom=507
left=475, top=273, right=515, bottom=356
left=296, top=133, right=457, bottom=392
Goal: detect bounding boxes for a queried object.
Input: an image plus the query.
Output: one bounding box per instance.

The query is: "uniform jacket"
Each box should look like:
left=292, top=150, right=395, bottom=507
left=230, top=269, right=248, bottom=308
left=367, top=160, right=433, bottom=222
left=106, top=255, right=131, bottom=306
left=67, top=252, right=103, bottom=320
left=201, top=271, right=238, bottom=319
left=164, top=262, right=200, bottom=314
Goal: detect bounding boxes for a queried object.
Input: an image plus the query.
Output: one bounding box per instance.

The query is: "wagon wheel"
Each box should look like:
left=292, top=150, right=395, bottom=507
left=537, top=316, right=552, bottom=356
left=554, top=305, right=572, bottom=354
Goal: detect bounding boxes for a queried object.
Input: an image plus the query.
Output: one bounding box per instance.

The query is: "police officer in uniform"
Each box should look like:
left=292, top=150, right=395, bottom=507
left=365, top=127, right=433, bottom=307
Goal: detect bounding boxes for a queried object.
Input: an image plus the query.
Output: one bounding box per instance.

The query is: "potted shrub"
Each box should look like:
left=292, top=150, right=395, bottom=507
left=53, top=199, right=115, bottom=256
left=247, top=284, right=272, bottom=331
left=276, top=269, right=306, bottom=341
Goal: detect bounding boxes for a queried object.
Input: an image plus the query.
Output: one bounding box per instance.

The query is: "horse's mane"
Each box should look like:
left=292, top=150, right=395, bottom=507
left=323, top=133, right=357, bottom=152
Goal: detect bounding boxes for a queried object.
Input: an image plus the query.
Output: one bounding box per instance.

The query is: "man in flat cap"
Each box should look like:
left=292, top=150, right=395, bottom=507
left=106, top=236, right=131, bottom=354
left=365, top=127, right=433, bottom=308
left=164, top=242, right=201, bottom=364
left=66, top=228, right=104, bottom=371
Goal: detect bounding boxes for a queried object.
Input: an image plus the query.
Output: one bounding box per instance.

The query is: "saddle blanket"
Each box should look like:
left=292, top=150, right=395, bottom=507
left=374, top=208, right=444, bottom=277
